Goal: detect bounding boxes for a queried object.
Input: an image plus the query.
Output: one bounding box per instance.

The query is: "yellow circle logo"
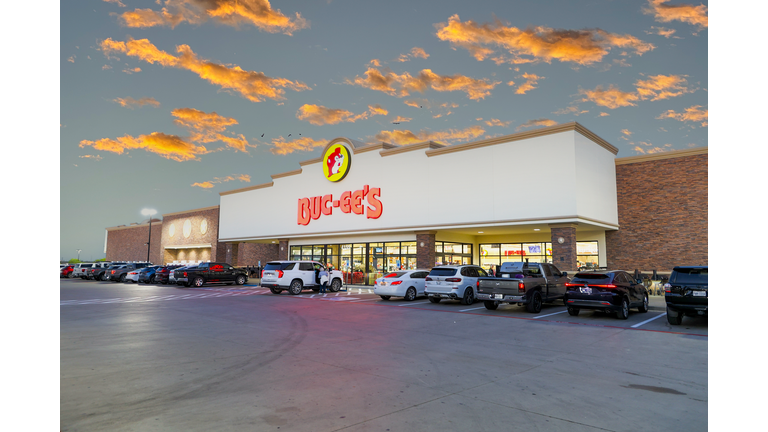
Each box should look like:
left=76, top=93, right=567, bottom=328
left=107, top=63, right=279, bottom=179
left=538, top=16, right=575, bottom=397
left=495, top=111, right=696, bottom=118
left=323, top=144, right=351, bottom=182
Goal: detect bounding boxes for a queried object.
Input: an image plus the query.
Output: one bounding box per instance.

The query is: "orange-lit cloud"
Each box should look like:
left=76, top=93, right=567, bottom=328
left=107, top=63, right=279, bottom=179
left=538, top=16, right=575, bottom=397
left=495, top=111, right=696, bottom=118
left=647, top=26, right=678, bottom=38
left=515, top=73, right=542, bottom=94
left=516, top=119, right=557, bottom=131
left=391, top=116, right=412, bottom=123
left=621, top=129, right=633, bottom=136
left=635, top=74, right=694, bottom=101
left=67, top=55, right=76, bottom=63
left=80, top=132, right=210, bottom=162
left=192, top=181, right=215, bottom=188
left=404, top=98, right=430, bottom=108
left=79, top=155, right=103, bottom=161
left=398, top=47, right=430, bottom=62
left=112, top=97, right=160, bottom=109
left=579, top=85, right=640, bottom=109
left=171, top=107, right=253, bottom=151
left=374, top=125, right=485, bottom=145
left=296, top=104, right=388, bottom=125
left=102, top=65, right=112, bottom=70
left=192, top=173, right=251, bottom=188
left=485, top=119, right=511, bottom=127
left=599, top=112, right=610, bottom=117
left=122, top=67, right=141, bottom=74
left=100, top=37, right=311, bottom=102
left=644, top=0, right=708, bottom=29
left=633, top=142, right=673, bottom=154
left=119, top=0, right=309, bottom=34
left=435, top=14, right=655, bottom=65
left=104, top=0, right=126, bottom=6
left=346, top=67, right=500, bottom=100
left=270, top=136, right=327, bottom=155
left=552, top=106, right=588, bottom=116
left=368, top=59, right=382, bottom=67
left=656, top=105, right=708, bottom=126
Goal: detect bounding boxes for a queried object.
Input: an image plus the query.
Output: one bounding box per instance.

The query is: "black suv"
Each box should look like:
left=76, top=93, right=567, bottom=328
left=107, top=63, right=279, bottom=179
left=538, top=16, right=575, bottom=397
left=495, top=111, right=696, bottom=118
left=664, top=266, right=707, bottom=325
left=564, top=270, right=649, bottom=319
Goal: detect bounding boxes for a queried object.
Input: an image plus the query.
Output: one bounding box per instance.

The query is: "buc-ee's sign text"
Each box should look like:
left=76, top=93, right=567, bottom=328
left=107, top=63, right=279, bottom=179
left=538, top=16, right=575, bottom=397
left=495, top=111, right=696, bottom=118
left=298, top=185, right=382, bottom=225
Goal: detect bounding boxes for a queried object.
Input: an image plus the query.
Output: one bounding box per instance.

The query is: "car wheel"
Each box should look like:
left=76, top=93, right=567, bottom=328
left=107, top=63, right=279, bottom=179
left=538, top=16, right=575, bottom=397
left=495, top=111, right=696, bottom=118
left=269, top=287, right=282, bottom=294
left=193, top=277, right=205, bottom=287
left=380, top=295, right=391, bottom=300
left=119, top=274, right=126, bottom=282
left=149, top=275, right=155, bottom=284
left=526, top=291, right=542, bottom=313
left=638, top=294, right=649, bottom=313
left=404, top=287, right=417, bottom=301
left=235, top=275, right=246, bottom=285
left=330, top=279, right=342, bottom=292
left=428, top=297, right=441, bottom=304
left=484, top=300, right=499, bottom=310
left=617, top=297, right=629, bottom=320
left=461, top=288, right=475, bottom=305
left=666, top=307, right=683, bottom=325
left=288, top=279, right=303, bottom=295
left=567, top=306, right=580, bottom=316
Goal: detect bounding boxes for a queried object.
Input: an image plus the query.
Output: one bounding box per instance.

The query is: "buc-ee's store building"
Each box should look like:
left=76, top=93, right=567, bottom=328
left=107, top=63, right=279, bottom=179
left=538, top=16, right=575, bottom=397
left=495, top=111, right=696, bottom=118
left=106, top=122, right=708, bottom=284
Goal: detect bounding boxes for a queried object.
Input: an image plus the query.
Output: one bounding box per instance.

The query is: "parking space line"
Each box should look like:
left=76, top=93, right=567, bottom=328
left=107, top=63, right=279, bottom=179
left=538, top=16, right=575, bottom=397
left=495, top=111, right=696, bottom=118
left=631, top=313, right=667, bottom=328
left=399, top=301, right=432, bottom=306
left=459, top=306, right=487, bottom=312
left=349, top=298, right=380, bottom=302
left=532, top=310, right=568, bottom=319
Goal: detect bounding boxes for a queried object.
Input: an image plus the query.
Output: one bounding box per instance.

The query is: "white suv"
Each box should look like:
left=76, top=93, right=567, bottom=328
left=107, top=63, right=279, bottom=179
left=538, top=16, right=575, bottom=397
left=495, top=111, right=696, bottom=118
left=424, top=265, right=489, bottom=305
left=261, top=261, right=343, bottom=295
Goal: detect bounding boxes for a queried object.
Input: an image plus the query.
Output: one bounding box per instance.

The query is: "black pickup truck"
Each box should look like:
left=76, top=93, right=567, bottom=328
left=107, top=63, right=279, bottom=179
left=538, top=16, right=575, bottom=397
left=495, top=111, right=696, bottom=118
left=476, top=261, right=570, bottom=313
left=174, top=262, right=248, bottom=287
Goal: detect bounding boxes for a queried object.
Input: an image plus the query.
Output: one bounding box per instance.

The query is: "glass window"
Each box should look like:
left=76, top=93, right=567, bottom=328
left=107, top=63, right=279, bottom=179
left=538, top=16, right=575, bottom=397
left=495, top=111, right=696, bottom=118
left=299, top=263, right=314, bottom=271
left=523, top=243, right=543, bottom=256
left=385, top=242, right=400, bottom=255
left=460, top=267, right=472, bottom=277
left=402, top=242, right=417, bottom=254
left=671, top=268, right=708, bottom=284
left=435, top=242, right=443, bottom=253
left=429, top=268, right=457, bottom=276
left=481, top=244, right=500, bottom=256
left=502, top=244, right=523, bottom=258
left=464, top=244, right=472, bottom=255
left=542, top=265, right=552, bottom=276
left=550, top=265, right=562, bottom=277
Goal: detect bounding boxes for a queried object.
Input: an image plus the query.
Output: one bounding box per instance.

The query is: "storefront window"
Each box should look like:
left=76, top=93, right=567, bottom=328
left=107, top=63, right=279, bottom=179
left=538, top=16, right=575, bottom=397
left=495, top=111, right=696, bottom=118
left=434, top=241, right=473, bottom=267
left=481, top=241, right=599, bottom=269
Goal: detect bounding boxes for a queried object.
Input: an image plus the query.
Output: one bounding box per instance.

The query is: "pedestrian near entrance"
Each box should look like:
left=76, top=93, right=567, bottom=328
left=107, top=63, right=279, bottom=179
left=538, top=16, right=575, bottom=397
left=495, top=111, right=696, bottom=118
left=319, top=268, right=329, bottom=293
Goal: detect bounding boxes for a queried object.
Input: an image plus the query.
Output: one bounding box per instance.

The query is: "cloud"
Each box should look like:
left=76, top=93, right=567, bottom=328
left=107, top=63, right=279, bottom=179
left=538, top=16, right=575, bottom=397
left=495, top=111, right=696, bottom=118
left=269, top=136, right=327, bottom=155
left=112, top=96, right=161, bottom=109
left=171, top=107, right=253, bottom=151
left=516, top=119, right=557, bottom=131
left=345, top=67, right=500, bottom=100
left=368, top=59, right=382, bottom=67
left=79, top=155, right=103, bottom=161
left=80, top=132, right=210, bottom=162
left=192, top=173, right=251, bottom=188
left=122, top=67, right=141, bottom=74
left=515, top=73, right=542, bottom=94
left=632, top=143, right=673, bottom=154
left=404, top=98, right=430, bottom=108
left=435, top=14, right=655, bottom=65
left=599, top=112, right=610, bottom=117
left=118, top=0, right=309, bottom=34
left=100, top=37, right=311, bottom=102
left=102, top=64, right=112, bottom=70
left=635, top=74, right=694, bottom=101
left=579, top=85, right=639, bottom=109
left=647, top=26, right=678, bottom=38
left=398, top=47, right=430, bottom=62
left=484, top=118, right=511, bottom=127
left=644, top=0, right=708, bottom=29
left=373, top=125, right=485, bottom=145
left=103, top=0, right=126, bottom=7
left=621, top=129, right=633, bottom=136
left=552, top=106, right=589, bottom=116
left=296, top=104, right=388, bottom=125
left=656, top=105, right=708, bottom=126
left=67, top=55, right=76, bottom=63
left=391, top=116, right=412, bottom=123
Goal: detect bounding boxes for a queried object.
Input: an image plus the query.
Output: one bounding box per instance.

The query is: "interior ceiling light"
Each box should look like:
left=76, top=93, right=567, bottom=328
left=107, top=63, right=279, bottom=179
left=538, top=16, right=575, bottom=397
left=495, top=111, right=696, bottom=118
left=478, top=231, right=484, bottom=233
left=534, top=228, right=540, bottom=231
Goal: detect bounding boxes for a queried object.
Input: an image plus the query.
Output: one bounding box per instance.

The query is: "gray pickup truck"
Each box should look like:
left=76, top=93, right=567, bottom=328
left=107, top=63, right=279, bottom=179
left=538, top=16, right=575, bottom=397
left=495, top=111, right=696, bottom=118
left=476, top=261, right=570, bottom=313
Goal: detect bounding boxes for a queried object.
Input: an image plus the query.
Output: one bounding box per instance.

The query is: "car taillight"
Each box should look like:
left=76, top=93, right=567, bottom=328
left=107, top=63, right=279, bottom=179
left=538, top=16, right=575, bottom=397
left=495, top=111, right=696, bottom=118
left=261, top=270, right=264, bottom=278
left=591, top=284, right=617, bottom=288
left=391, top=281, right=403, bottom=285
left=129, top=272, right=137, bottom=275
left=183, top=272, right=187, bottom=277
left=565, top=283, right=581, bottom=287
left=518, top=282, right=525, bottom=292
left=277, top=270, right=284, bottom=278
left=425, top=277, right=433, bottom=281
left=664, top=283, right=672, bottom=293
left=112, top=270, right=115, bottom=274
left=445, top=278, right=461, bottom=282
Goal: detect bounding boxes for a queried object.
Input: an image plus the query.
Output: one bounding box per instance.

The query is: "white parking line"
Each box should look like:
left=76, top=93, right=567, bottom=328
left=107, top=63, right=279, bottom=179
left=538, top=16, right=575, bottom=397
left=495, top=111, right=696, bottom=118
left=631, top=313, right=667, bottom=328
left=399, top=301, right=432, bottom=306
left=459, top=306, right=487, bottom=312
left=348, top=298, right=380, bottom=302
left=532, top=310, right=569, bottom=319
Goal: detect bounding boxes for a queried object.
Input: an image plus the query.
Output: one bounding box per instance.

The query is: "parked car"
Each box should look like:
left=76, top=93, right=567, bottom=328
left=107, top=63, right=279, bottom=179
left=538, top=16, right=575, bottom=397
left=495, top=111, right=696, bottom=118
left=664, top=266, right=707, bottom=325
left=173, top=262, right=248, bottom=287
left=261, top=261, right=343, bottom=295
left=108, top=263, right=151, bottom=283
left=373, top=270, right=430, bottom=301
left=168, top=265, right=193, bottom=285
left=72, top=263, right=94, bottom=279
left=424, top=265, right=489, bottom=305
left=476, top=261, right=570, bottom=313
left=99, top=263, right=126, bottom=281
left=86, top=262, right=113, bottom=280
left=61, top=265, right=74, bottom=278
left=564, top=271, right=649, bottom=319
left=138, top=266, right=162, bottom=284
left=156, top=265, right=183, bottom=284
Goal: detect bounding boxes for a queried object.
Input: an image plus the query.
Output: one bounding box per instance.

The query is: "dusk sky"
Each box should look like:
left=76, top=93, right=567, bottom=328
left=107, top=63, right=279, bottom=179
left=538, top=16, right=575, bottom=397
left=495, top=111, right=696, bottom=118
left=59, top=0, right=708, bottom=261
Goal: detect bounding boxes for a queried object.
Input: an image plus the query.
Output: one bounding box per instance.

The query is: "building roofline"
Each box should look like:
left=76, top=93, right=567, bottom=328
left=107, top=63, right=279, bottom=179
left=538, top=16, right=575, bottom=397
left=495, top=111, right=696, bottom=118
left=106, top=220, right=163, bottom=231
left=219, top=182, right=274, bottom=196
left=161, top=205, right=219, bottom=217
left=614, top=147, right=708, bottom=165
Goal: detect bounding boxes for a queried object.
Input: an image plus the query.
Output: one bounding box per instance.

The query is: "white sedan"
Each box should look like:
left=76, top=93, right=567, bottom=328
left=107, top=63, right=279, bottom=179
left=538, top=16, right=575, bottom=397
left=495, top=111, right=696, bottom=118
left=373, top=270, right=430, bottom=301
left=125, top=269, right=141, bottom=283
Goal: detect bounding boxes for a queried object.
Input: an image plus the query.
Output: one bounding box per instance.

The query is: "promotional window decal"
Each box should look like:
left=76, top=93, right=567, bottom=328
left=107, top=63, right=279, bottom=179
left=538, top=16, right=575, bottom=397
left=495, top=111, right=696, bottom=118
left=323, top=143, right=351, bottom=182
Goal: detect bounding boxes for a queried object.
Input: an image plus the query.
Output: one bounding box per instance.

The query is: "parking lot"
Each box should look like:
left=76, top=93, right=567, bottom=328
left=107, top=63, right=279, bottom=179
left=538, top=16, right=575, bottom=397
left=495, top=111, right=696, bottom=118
left=61, top=277, right=707, bottom=431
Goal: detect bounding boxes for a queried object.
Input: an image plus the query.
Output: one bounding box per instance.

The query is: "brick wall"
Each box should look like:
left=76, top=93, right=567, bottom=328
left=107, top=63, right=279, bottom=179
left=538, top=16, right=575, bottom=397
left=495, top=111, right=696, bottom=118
left=106, top=222, right=163, bottom=264
left=237, top=243, right=280, bottom=267
left=160, top=206, right=221, bottom=265
left=550, top=225, right=578, bottom=272
left=606, top=153, right=708, bottom=271
left=416, top=232, right=436, bottom=269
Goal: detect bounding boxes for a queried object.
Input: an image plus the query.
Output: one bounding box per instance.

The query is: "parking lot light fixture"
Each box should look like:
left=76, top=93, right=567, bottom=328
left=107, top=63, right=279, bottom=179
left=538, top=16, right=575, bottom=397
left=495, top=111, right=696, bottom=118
left=76, top=249, right=81, bottom=261
left=141, top=208, right=158, bottom=263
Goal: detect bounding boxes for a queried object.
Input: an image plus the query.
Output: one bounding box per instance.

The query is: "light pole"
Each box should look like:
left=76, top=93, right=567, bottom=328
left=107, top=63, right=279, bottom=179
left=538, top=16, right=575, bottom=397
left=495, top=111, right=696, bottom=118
left=141, top=208, right=157, bottom=263
left=76, top=249, right=81, bottom=262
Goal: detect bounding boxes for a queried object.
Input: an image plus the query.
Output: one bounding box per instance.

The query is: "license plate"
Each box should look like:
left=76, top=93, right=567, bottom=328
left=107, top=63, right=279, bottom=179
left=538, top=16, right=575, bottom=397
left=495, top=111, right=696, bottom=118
left=692, top=291, right=707, bottom=297
left=580, top=287, right=592, bottom=294
left=494, top=294, right=504, bottom=300
left=380, top=282, right=386, bottom=286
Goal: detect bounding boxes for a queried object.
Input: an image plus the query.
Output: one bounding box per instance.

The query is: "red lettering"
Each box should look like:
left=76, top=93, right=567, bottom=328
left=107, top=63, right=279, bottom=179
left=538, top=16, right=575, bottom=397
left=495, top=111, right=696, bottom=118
left=321, top=195, right=333, bottom=215
left=351, top=190, right=364, bottom=215
left=366, top=187, right=383, bottom=219
left=340, top=191, right=351, bottom=213
left=311, top=196, right=322, bottom=220
left=297, top=198, right=310, bottom=225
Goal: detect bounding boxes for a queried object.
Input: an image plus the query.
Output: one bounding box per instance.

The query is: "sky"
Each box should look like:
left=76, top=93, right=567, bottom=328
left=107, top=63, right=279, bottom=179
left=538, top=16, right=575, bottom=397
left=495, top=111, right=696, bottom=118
left=59, top=0, right=708, bottom=261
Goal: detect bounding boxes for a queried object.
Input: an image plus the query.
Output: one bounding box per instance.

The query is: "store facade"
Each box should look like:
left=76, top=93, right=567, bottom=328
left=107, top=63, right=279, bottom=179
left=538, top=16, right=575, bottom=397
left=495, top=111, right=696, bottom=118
left=218, top=122, right=621, bottom=284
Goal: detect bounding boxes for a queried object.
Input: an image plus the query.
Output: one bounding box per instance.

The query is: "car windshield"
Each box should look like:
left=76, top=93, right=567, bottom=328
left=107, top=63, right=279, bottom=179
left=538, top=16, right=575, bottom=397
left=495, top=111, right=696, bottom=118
left=384, top=272, right=407, bottom=278
left=671, top=268, right=708, bottom=284
left=429, top=268, right=457, bottom=276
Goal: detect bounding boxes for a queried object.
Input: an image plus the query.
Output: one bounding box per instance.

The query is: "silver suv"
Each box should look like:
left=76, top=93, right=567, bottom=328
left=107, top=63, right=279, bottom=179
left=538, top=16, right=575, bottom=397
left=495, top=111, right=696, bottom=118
left=424, top=265, right=489, bottom=305
left=261, top=261, right=343, bottom=295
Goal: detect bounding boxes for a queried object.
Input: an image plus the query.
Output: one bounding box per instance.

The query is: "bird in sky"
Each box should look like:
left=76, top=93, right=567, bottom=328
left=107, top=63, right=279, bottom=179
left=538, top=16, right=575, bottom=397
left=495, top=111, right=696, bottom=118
left=392, top=122, right=400, bottom=124
left=288, top=134, right=291, bottom=137
left=261, top=133, right=264, bottom=137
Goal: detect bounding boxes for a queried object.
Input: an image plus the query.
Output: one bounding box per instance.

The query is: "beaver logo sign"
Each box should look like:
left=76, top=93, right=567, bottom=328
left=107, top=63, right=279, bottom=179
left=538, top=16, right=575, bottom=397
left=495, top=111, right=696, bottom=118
left=323, top=143, right=351, bottom=182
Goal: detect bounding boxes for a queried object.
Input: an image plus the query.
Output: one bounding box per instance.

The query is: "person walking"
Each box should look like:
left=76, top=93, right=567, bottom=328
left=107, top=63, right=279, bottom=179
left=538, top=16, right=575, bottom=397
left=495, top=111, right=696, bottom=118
left=319, top=268, right=329, bottom=294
